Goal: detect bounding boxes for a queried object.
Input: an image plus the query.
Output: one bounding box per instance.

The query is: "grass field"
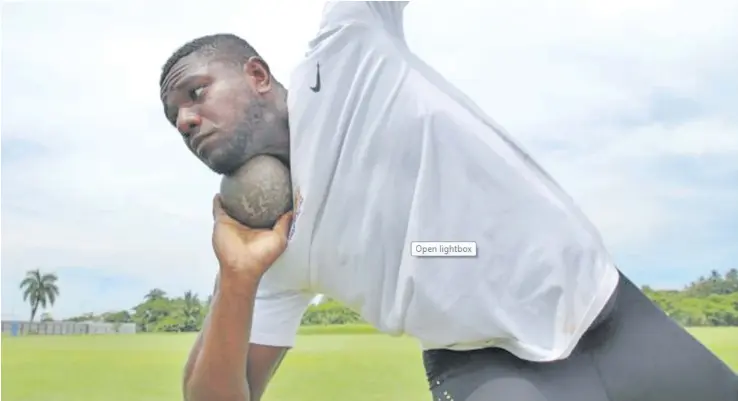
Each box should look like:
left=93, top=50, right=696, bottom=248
left=2, top=326, right=736, bottom=401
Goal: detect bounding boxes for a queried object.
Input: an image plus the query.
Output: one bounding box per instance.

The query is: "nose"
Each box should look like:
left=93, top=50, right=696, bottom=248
left=176, top=108, right=202, bottom=139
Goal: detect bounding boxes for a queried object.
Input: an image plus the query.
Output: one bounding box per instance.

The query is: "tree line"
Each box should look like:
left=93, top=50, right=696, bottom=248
left=19, top=268, right=738, bottom=331
left=643, top=269, right=738, bottom=326
left=64, top=290, right=365, bottom=332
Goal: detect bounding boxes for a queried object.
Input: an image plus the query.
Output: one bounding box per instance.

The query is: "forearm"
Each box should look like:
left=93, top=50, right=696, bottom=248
left=185, top=273, right=260, bottom=401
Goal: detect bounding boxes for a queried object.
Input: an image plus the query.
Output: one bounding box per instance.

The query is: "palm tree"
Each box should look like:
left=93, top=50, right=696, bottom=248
left=20, top=269, right=60, bottom=322
left=725, top=268, right=738, bottom=288
left=181, top=291, right=202, bottom=331
left=144, top=288, right=167, bottom=301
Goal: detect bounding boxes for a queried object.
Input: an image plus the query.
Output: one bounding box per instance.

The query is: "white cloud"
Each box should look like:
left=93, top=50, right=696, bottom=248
left=2, top=0, right=737, bottom=317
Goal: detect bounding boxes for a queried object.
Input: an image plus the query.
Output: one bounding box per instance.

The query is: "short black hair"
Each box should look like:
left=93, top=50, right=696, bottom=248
left=159, top=33, right=261, bottom=88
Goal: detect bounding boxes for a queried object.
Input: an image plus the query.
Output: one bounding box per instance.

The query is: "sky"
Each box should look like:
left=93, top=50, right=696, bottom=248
left=2, top=0, right=737, bottom=320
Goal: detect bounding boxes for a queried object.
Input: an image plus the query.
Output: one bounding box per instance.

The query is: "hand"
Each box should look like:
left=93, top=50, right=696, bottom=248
left=211, top=194, right=293, bottom=281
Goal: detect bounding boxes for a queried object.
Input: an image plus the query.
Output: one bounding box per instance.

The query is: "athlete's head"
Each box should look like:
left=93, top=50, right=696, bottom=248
left=159, top=33, right=289, bottom=175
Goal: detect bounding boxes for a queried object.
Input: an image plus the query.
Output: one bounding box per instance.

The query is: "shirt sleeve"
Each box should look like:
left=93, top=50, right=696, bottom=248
left=320, top=1, right=408, bottom=39
left=250, top=286, right=314, bottom=347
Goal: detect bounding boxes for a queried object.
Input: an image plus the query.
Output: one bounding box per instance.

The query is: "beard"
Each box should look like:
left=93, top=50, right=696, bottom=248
left=199, top=98, right=290, bottom=175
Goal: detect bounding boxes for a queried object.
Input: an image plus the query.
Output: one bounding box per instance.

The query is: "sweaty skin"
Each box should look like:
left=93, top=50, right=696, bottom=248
left=160, top=49, right=292, bottom=401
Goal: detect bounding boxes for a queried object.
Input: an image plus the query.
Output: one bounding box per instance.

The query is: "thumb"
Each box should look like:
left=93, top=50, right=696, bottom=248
left=212, top=194, right=228, bottom=221
left=272, top=211, right=294, bottom=237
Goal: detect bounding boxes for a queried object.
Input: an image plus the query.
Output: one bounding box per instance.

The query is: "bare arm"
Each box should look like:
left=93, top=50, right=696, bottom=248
left=183, top=276, right=289, bottom=401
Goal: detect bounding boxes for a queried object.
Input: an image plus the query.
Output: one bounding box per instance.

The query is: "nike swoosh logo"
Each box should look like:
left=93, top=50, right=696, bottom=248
left=309, top=63, right=321, bottom=93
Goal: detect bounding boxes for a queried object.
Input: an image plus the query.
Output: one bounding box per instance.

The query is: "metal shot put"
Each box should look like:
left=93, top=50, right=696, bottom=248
left=219, top=155, right=292, bottom=229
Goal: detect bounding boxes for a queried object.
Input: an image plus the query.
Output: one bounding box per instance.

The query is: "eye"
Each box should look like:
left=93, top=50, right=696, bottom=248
left=189, top=86, right=205, bottom=101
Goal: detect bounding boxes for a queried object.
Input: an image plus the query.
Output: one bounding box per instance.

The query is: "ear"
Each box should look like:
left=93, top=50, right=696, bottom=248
left=244, top=56, right=272, bottom=94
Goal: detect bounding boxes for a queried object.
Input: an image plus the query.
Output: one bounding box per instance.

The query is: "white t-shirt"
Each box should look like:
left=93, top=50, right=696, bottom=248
left=249, top=1, right=620, bottom=362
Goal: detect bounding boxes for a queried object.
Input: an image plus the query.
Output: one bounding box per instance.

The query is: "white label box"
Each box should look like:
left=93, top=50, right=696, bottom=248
left=410, top=241, right=477, bottom=257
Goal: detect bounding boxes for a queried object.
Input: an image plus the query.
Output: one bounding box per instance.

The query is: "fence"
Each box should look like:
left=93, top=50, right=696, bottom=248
left=1, top=320, right=136, bottom=336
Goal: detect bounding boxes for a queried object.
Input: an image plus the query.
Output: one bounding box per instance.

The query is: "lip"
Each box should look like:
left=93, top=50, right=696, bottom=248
left=190, top=131, right=215, bottom=152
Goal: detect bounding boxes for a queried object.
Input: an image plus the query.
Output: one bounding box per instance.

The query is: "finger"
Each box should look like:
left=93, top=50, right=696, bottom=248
left=212, top=194, right=224, bottom=220
left=272, top=211, right=294, bottom=237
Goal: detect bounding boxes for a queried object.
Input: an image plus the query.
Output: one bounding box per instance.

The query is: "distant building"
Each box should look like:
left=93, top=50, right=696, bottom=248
left=1, top=320, right=136, bottom=336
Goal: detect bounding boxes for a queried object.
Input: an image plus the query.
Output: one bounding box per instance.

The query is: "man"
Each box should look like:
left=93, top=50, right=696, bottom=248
left=159, top=2, right=738, bottom=401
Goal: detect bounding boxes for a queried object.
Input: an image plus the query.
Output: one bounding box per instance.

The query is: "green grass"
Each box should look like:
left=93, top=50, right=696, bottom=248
left=2, top=326, right=736, bottom=401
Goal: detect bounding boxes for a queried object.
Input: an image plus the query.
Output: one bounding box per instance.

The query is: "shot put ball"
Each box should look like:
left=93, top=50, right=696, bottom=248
left=219, top=155, right=293, bottom=229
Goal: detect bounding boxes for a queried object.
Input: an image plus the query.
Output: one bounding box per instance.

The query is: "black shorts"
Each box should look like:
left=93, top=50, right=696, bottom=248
left=423, top=272, right=738, bottom=401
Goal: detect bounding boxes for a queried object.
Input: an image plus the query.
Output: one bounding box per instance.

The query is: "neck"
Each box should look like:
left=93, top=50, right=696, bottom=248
left=273, top=85, right=288, bottom=114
